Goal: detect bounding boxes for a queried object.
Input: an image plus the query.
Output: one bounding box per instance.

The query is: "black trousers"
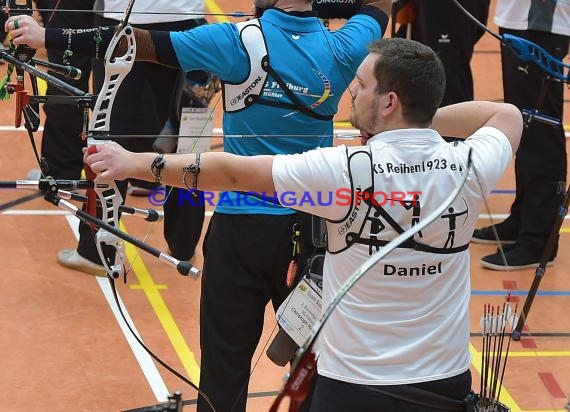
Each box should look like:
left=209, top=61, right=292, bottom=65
left=197, top=212, right=298, bottom=412
left=310, top=371, right=472, bottom=412
left=401, top=0, right=489, bottom=106
left=78, top=17, right=206, bottom=264
left=499, top=28, right=568, bottom=257
left=35, top=0, right=95, bottom=180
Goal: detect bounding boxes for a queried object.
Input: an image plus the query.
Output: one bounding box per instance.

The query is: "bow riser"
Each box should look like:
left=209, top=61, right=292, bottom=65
left=89, top=26, right=136, bottom=132
left=86, top=3, right=137, bottom=279
left=503, top=34, right=570, bottom=83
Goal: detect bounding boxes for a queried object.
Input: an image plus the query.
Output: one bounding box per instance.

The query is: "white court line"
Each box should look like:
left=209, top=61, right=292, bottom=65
left=479, top=213, right=570, bottom=221
left=64, top=214, right=170, bottom=402
left=3, top=209, right=215, bottom=217
left=2, top=125, right=570, bottom=138
left=0, top=126, right=359, bottom=138
left=2, top=210, right=70, bottom=215
left=0, top=126, right=44, bottom=132
left=4, top=209, right=568, bottom=221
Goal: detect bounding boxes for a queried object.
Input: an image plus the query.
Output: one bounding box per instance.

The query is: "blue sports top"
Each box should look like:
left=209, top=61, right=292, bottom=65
left=170, top=9, right=383, bottom=214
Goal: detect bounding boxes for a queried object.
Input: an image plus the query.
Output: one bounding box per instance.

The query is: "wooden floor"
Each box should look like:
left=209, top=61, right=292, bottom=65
left=1, top=0, right=569, bottom=411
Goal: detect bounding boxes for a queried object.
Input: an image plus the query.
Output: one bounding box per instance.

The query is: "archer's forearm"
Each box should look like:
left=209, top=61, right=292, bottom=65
left=88, top=146, right=276, bottom=194
left=152, top=152, right=276, bottom=194
left=45, top=27, right=181, bottom=67
left=431, top=101, right=515, bottom=137
left=431, top=101, right=522, bottom=153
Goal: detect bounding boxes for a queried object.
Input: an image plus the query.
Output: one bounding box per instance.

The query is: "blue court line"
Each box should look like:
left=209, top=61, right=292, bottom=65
left=490, top=189, right=516, bottom=194
left=472, top=290, right=570, bottom=296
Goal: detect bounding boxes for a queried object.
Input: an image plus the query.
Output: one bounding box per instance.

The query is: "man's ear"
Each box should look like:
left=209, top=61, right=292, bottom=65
left=386, top=92, right=396, bottom=107
left=382, top=92, right=399, bottom=115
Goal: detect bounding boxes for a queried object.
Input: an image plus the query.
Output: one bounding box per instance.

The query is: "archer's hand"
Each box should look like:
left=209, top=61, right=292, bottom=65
left=5, top=15, right=46, bottom=49
left=84, top=142, right=140, bottom=182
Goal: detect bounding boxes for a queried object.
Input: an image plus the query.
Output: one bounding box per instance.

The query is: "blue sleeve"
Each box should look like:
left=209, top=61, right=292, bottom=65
left=331, top=14, right=383, bottom=74
left=169, top=23, right=249, bottom=82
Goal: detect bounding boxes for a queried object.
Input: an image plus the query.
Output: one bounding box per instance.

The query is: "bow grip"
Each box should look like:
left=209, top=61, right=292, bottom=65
left=85, top=145, right=98, bottom=180
left=85, top=145, right=98, bottom=224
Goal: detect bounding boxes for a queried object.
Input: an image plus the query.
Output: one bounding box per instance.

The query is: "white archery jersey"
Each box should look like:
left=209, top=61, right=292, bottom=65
left=494, top=0, right=570, bottom=36
left=272, top=127, right=513, bottom=385
left=95, top=0, right=204, bottom=24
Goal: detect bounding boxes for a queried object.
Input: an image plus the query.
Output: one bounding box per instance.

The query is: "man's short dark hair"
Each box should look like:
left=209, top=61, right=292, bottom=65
left=369, top=38, right=446, bottom=125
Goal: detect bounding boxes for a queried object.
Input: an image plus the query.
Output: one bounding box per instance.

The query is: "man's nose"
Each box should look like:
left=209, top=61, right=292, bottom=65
left=349, top=84, right=357, bottom=97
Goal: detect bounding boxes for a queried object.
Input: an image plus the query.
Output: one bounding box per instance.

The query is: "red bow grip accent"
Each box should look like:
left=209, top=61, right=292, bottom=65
left=84, top=145, right=99, bottom=231
left=269, top=350, right=317, bottom=412
left=11, top=81, right=30, bottom=128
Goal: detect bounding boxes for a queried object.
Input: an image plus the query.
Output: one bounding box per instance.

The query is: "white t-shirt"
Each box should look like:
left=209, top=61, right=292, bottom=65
left=96, top=0, right=204, bottom=24
left=272, top=127, right=513, bottom=385
left=494, top=0, right=570, bottom=36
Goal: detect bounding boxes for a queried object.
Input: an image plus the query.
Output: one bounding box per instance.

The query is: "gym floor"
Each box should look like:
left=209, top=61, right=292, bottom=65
left=0, top=0, right=569, bottom=411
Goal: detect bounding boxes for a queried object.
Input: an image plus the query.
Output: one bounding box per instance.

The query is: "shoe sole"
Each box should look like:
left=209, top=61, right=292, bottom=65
left=471, top=237, right=516, bottom=245
left=481, top=260, right=554, bottom=271
left=58, top=259, right=107, bottom=277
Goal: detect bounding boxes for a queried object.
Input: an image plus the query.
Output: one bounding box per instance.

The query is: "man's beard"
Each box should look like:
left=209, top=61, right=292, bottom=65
left=350, top=102, right=360, bottom=129
left=350, top=101, right=377, bottom=145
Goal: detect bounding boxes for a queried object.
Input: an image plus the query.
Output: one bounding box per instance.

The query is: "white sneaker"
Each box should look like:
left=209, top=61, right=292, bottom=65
left=57, top=249, right=106, bottom=277
left=26, top=169, right=42, bottom=180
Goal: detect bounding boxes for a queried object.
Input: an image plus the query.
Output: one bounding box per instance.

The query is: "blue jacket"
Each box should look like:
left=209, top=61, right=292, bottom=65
left=170, top=8, right=382, bottom=214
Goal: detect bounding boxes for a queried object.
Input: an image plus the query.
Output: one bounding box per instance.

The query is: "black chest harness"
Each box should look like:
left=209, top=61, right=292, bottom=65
left=326, top=146, right=470, bottom=255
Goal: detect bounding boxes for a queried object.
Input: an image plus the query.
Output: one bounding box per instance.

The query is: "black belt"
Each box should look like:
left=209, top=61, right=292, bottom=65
left=346, top=233, right=470, bottom=254
left=367, top=385, right=476, bottom=411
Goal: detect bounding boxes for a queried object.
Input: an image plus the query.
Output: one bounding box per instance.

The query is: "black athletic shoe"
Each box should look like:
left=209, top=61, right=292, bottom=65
left=472, top=222, right=517, bottom=245
left=480, top=244, right=554, bottom=271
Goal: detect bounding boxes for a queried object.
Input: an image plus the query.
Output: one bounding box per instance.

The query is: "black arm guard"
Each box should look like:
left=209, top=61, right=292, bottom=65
left=312, top=0, right=363, bottom=19
left=45, top=26, right=180, bottom=68
left=45, top=26, right=114, bottom=58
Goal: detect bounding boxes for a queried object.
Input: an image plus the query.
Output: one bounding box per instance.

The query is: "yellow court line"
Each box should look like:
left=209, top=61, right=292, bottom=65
left=469, top=343, right=522, bottom=412
left=205, top=0, right=232, bottom=23
left=505, top=350, right=570, bottom=358
left=113, top=0, right=229, bottom=387
left=560, top=228, right=570, bottom=234
left=109, top=0, right=241, bottom=390
left=120, top=222, right=201, bottom=385
left=469, top=345, right=570, bottom=411
left=38, top=78, right=47, bottom=96
left=477, top=350, right=570, bottom=358
left=113, top=1, right=231, bottom=386
left=335, top=120, right=353, bottom=128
